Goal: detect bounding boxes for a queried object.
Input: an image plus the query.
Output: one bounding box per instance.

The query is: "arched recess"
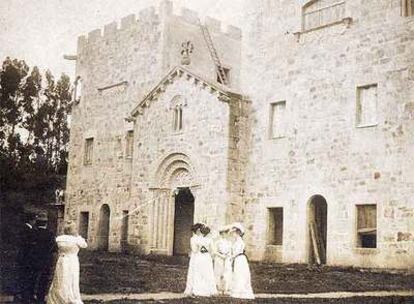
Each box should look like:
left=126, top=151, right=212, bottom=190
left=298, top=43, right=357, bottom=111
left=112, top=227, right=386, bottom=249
left=307, top=195, right=328, bottom=264
left=153, top=152, right=198, bottom=188
left=97, top=204, right=110, bottom=251
left=150, top=153, right=197, bottom=255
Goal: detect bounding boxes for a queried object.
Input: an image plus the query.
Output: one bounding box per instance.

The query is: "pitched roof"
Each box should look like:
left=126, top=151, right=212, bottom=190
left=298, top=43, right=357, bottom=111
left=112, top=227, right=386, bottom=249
left=130, top=66, right=242, bottom=117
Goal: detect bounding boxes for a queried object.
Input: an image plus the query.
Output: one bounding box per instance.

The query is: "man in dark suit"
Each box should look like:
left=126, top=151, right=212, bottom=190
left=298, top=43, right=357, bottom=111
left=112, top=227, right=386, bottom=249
left=33, top=216, right=56, bottom=304
left=16, top=213, right=38, bottom=303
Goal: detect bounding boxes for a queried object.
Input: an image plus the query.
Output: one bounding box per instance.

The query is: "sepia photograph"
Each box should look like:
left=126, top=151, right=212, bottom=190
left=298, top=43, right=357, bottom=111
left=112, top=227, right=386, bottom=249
left=0, top=0, right=413, bottom=303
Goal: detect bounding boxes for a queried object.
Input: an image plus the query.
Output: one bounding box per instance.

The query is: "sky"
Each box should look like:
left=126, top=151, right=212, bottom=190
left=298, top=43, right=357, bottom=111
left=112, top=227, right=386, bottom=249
left=0, top=0, right=243, bottom=80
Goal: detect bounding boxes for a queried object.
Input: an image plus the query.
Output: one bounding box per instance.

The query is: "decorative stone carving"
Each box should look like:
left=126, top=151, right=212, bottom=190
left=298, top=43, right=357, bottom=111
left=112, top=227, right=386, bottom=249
left=180, top=41, right=194, bottom=65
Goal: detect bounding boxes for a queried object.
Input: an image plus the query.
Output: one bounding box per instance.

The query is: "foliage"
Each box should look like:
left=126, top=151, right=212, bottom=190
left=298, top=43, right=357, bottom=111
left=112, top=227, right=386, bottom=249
left=0, top=57, right=72, bottom=208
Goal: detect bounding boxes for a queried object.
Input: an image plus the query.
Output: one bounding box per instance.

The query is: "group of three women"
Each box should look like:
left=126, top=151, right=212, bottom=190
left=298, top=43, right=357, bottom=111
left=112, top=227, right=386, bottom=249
left=184, top=222, right=255, bottom=299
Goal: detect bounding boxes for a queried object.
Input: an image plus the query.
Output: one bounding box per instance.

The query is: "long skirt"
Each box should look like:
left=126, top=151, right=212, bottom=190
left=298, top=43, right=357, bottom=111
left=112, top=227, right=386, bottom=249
left=214, top=256, right=232, bottom=294
left=185, top=253, right=218, bottom=297
left=230, top=255, right=254, bottom=299
left=47, top=255, right=83, bottom=304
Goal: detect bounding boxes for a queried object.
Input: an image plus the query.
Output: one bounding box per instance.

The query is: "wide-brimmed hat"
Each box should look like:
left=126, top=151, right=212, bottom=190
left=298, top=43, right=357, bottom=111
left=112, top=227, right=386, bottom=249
left=230, top=222, right=245, bottom=235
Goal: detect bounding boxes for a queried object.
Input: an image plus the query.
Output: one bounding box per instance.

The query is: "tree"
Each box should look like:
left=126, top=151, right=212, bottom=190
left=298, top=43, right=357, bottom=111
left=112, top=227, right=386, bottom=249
left=0, top=57, right=72, bottom=208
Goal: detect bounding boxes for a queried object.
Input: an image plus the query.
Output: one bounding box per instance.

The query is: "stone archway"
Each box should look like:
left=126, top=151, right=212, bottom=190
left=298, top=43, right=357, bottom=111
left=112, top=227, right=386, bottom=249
left=173, top=187, right=195, bottom=255
left=150, top=153, right=197, bottom=255
left=97, top=204, right=110, bottom=251
left=308, top=195, right=328, bottom=264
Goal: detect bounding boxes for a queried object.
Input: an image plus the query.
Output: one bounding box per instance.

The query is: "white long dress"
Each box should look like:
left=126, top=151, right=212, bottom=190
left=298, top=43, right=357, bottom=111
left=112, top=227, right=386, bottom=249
left=230, top=236, right=254, bottom=299
left=47, top=235, right=87, bottom=304
left=213, top=238, right=232, bottom=294
left=184, top=235, right=218, bottom=297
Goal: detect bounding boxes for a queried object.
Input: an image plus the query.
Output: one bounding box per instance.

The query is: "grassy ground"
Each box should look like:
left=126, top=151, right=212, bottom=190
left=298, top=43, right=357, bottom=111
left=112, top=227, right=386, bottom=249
left=75, top=251, right=414, bottom=295
left=2, top=249, right=414, bottom=302
left=85, top=297, right=414, bottom=304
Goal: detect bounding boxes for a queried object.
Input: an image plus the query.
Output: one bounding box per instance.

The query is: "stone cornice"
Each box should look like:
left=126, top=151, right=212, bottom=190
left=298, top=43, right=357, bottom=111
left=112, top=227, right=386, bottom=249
left=130, top=66, right=242, bottom=117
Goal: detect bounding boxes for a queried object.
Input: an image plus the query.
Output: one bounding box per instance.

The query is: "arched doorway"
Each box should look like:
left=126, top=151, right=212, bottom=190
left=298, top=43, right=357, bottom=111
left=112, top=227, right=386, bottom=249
left=150, top=153, right=198, bottom=255
left=308, top=195, right=328, bottom=265
left=97, top=204, right=110, bottom=251
left=173, top=187, right=195, bottom=255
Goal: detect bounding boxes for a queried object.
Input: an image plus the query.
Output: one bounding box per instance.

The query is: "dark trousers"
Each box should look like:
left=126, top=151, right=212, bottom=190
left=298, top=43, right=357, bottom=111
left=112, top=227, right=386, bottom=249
left=34, top=266, right=53, bottom=303
left=16, top=265, right=37, bottom=303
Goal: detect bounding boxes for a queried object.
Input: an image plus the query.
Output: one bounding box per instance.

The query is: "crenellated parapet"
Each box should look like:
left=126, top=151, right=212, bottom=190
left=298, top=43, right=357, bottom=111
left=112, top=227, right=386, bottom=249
left=76, top=0, right=241, bottom=53
left=175, top=5, right=241, bottom=40
left=77, top=7, right=159, bottom=52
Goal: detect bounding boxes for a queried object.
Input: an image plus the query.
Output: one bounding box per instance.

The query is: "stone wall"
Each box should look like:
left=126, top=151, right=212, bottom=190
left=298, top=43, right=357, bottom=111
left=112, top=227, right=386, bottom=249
left=65, top=1, right=241, bottom=251
left=241, top=0, right=414, bottom=269
left=128, top=75, right=242, bottom=254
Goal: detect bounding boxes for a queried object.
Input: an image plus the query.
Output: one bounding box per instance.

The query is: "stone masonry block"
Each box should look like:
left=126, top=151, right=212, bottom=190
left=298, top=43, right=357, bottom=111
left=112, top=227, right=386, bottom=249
left=205, top=16, right=221, bottom=32
left=139, top=7, right=156, bottom=22
left=104, top=21, right=118, bottom=36
left=159, top=0, right=173, bottom=17
left=121, top=14, right=136, bottom=30
left=88, top=29, right=102, bottom=43
left=226, top=25, right=242, bottom=40
left=180, top=8, right=199, bottom=25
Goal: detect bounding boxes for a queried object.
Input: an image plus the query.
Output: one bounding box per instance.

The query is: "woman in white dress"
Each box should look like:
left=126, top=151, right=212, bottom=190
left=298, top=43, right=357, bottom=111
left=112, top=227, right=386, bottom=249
left=184, top=224, right=217, bottom=297
left=213, top=226, right=232, bottom=295
left=230, top=223, right=255, bottom=299
left=47, top=223, right=87, bottom=304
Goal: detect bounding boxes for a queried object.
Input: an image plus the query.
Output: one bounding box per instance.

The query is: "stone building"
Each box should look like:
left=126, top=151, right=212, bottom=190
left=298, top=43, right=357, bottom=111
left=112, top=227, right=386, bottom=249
left=66, top=0, right=414, bottom=269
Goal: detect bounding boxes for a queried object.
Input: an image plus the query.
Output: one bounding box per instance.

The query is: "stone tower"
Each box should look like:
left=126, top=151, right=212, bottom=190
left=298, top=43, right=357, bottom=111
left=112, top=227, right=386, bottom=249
left=65, top=1, right=245, bottom=254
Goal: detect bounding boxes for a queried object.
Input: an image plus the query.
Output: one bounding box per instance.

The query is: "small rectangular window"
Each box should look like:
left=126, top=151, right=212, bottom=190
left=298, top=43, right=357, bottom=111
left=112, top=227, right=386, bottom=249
left=269, top=101, right=286, bottom=138
left=356, top=84, right=378, bottom=127
left=121, top=210, right=129, bottom=251
left=356, top=205, right=377, bottom=248
left=217, top=67, right=231, bottom=85
left=84, top=138, right=94, bottom=165
left=402, top=0, right=414, bottom=16
left=125, top=131, right=134, bottom=158
left=268, top=208, right=283, bottom=245
left=79, top=212, right=89, bottom=240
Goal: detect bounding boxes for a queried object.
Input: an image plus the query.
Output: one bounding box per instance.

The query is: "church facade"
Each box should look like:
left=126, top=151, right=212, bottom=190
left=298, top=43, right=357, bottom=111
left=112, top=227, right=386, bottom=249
left=65, top=0, right=414, bottom=269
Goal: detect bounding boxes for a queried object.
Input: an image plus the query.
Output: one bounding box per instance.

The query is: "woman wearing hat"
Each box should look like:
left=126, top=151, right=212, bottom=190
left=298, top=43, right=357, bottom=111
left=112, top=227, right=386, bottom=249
left=184, top=223, right=217, bottom=297
left=230, top=223, right=255, bottom=299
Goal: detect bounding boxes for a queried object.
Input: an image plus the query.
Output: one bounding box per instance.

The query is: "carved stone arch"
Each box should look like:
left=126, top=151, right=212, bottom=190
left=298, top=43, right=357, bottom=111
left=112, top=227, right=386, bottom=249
left=150, top=152, right=198, bottom=255
left=169, top=94, right=187, bottom=110
left=153, top=152, right=198, bottom=188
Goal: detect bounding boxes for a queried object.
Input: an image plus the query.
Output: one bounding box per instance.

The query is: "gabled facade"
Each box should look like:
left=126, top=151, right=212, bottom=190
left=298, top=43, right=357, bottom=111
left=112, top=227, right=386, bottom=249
left=126, top=66, right=248, bottom=255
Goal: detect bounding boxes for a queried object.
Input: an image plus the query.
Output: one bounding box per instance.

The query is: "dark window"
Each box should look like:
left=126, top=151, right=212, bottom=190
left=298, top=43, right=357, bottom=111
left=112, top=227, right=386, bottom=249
left=125, top=131, right=134, bottom=158
left=84, top=138, right=94, bottom=165
left=402, top=0, right=414, bottom=16
left=356, top=205, right=377, bottom=248
left=217, top=67, right=231, bottom=85
left=79, top=212, right=89, bottom=240
left=268, top=208, right=283, bottom=245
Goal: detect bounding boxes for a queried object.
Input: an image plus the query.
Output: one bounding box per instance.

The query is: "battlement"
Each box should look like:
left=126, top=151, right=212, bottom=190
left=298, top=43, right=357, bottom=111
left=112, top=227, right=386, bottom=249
left=174, top=4, right=241, bottom=40
left=77, top=5, right=159, bottom=50
left=77, top=0, right=241, bottom=51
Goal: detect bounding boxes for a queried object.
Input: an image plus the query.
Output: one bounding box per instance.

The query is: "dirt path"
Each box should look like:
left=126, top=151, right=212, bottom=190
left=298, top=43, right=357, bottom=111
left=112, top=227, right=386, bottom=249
left=81, top=290, right=414, bottom=302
